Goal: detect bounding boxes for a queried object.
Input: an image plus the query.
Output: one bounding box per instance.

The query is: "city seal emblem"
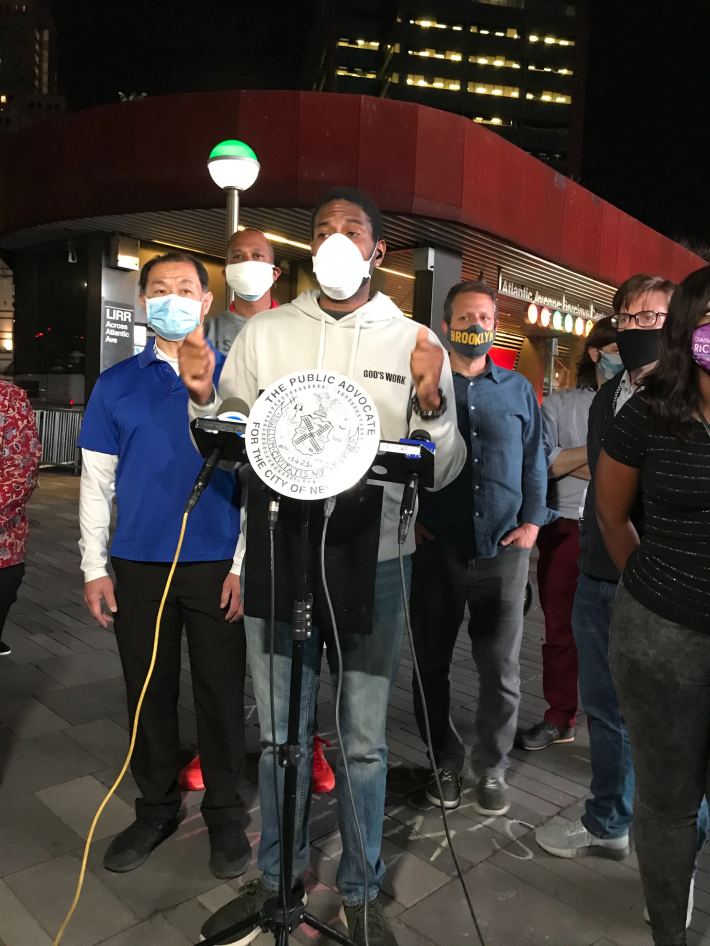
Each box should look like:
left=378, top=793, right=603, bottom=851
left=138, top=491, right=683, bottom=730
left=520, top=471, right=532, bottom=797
left=246, top=371, right=381, bottom=500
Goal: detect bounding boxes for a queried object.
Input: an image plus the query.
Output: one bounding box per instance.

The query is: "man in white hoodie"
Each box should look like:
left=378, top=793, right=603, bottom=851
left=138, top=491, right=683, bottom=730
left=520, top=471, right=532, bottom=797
left=180, top=188, right=465, bottom=946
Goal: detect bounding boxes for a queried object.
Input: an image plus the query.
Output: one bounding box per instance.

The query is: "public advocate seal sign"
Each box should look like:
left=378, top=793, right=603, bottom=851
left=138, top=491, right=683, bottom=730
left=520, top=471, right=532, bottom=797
left=246, top=371, right=381, bottom=500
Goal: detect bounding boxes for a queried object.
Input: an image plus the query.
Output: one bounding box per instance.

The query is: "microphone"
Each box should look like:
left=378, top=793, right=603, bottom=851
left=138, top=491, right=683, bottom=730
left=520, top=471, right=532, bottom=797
left=216, top=397, right=250, bottom=429
left=215, top=398, right=281, bottom=525
left=398, top=429, right=430, bottom=545
left=185, top=398, right=251, bottom=514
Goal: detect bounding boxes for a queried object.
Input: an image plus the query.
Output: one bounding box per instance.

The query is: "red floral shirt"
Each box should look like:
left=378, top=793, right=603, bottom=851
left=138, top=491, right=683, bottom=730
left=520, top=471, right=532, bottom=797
left=0, top=381, right=41, bottom=568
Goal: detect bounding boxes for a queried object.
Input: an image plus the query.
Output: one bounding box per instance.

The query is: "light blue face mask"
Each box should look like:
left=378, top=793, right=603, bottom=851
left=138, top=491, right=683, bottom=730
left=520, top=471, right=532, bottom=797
left=145, top=294, right=202, bottom=341
left=598, top=350, right=624, bottom=381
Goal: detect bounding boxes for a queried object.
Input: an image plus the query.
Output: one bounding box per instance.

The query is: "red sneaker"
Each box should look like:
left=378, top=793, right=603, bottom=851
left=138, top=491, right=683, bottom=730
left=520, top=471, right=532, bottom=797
left=179, top=754, right=205, bottom=792
left=312, top=735, right=336, bottom=794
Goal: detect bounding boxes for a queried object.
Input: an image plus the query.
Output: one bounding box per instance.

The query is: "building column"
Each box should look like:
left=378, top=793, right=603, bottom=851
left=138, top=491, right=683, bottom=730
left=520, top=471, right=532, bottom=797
left=411, top=247, right=462, bottom=339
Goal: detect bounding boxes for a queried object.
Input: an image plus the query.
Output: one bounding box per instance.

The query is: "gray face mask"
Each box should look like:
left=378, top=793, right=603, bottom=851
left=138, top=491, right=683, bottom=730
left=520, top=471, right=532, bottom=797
left=597, top=351, right=624, bottom=381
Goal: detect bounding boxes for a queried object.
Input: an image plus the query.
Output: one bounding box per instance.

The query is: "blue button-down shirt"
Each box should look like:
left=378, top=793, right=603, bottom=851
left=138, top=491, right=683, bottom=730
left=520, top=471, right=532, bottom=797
left=417, top=358, right=554, bottom=559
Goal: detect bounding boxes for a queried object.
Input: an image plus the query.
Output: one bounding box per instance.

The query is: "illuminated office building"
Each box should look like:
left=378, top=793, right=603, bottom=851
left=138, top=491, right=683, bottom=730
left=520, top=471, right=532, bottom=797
left=308, top=0, right=588, bottom=176
left=0, top=0, right=64, bottom=136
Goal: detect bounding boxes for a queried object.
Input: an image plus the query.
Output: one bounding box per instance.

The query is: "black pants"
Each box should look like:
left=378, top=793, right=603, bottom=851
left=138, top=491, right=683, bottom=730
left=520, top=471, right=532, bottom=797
left=0, top=563, right=25, bottom=640
left=112, top=558, right=246, bottom=826
left=610, top=582, right=709, bottom=946
left=410, top=539, right=530, bottom=779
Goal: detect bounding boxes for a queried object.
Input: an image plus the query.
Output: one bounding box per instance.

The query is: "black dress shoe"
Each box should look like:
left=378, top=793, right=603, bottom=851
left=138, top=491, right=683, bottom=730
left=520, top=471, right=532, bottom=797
left=208, top=822, right=251, bottom=879
left=103, top=818, right=178, bottom=872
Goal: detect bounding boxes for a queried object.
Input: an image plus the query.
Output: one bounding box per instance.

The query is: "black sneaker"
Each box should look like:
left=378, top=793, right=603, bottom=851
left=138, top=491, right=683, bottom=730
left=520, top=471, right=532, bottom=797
left=341, top=896, right=399, bottom=946
left=208, top=823, right=251, bottom=879
left=200, top=876, right=307, bottom=946
left=474, top=776, right=510, bottom=816
left=425, top=767, right=461, bottom=810
left=0, top=641, right=11, bottom=656
left=515, top=721, right=575, bottom=751
left=103, top=818, right=177, bottom=872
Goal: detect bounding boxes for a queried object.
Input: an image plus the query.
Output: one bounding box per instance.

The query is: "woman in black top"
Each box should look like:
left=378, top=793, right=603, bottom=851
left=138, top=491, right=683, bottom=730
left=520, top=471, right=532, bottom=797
left=596, top=264, right=710, bottom=946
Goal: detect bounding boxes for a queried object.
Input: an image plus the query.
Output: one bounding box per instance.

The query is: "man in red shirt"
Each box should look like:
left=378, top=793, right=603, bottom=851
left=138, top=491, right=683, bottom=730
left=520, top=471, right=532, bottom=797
left=0, top=381, right=41, bottom=656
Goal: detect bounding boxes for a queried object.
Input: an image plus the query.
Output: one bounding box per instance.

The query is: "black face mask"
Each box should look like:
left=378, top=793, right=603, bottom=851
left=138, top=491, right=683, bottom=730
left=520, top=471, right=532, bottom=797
left=616, top=328, right=662, bottom=373
left=446, top=324, right=495, bottom=359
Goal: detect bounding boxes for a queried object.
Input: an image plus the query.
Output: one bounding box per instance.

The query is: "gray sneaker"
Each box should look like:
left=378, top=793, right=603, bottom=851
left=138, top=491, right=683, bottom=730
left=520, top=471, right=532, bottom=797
left=341, top=896, right=399, bottom=946
left=474, top=776, right=510, bottom=816
left=536, top=816, right=629, bottom=860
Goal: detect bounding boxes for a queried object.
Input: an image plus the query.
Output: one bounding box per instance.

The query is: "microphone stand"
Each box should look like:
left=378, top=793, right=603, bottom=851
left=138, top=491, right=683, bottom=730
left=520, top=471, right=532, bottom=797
left=197, top=437, right=435, bottom=946
left=200, top=498, right=357, bottom=946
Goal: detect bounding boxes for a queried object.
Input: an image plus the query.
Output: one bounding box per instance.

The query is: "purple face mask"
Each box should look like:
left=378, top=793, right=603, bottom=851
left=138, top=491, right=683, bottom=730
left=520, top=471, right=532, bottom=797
left=692, top=323, right=710, bottom=371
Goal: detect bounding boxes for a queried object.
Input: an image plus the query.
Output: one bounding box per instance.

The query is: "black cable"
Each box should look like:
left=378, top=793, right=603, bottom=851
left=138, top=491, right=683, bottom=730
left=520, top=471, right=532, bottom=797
left=398, top=545, right=487, bottom=946
left=320, top=496, right=371, bottom=946
left=268, top=519, right=288, bottom=917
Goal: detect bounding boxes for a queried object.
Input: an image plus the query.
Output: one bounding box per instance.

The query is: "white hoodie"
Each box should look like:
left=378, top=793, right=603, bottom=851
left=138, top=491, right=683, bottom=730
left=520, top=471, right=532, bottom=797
left=188, top=289, right=466, bottom=561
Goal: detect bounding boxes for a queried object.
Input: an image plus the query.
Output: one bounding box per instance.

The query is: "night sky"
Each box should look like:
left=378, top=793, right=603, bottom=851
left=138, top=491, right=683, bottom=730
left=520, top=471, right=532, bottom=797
left=50, top=0, right=710, bottom=249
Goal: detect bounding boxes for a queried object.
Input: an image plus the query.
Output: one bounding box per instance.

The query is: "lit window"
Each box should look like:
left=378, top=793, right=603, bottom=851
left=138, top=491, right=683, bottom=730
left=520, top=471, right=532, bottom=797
left=528, top=33, right=575, bottom=47
left=410, top=17, right=451, bottom=30
left=337, top=38, right=379, bottom=50
left=0, top=94, right=6, bottom=104
left=473, top=115, right=510, bottom=127
left=408, top=47, right=464, bottom=62
left=406, top=73, right=461, bottom=91
left=470, top=54, right=521, bottom=70
left=529, top=90, right=572, bottom=105
left=468, top=82, right=520, bottom=98
left=506, top=28, right=519, bottom=38
left=337, top=67, right=377, bottom=79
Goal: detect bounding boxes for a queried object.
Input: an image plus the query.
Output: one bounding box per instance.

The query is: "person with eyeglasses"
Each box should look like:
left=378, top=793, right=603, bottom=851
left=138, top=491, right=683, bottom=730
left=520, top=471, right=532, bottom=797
left=596, top=265, right=710, bottom=946
left=535, top=275, right=669, bottom=857
left=536, top=274, right=708, bottom=926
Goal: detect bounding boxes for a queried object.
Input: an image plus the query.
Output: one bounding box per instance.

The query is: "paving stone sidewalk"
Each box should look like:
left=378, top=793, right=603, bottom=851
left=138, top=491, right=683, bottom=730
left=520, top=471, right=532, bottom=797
left=1, top=473, right=707, bottom=946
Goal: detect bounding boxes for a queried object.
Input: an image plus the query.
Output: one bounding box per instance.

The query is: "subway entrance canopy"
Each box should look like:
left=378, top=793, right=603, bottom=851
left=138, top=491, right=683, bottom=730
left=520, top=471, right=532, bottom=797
left=0, top=90, right=703, bottom=398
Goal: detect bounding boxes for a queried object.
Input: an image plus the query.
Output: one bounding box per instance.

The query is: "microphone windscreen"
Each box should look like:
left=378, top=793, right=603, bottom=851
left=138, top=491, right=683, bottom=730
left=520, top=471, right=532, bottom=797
left=218, top=397, right=250, bottom=419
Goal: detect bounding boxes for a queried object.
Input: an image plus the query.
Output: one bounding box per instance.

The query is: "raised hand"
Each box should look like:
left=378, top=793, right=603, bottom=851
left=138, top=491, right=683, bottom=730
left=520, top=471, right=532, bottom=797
left=179, top=326, right=216, bottom=406
left=410, top=325, right=444, bottom=412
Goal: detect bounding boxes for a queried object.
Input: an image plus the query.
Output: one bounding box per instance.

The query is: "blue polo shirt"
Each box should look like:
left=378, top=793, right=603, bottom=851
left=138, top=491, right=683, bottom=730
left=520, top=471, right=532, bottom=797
left=78, top=342, right=239, bottom=563
left=417, top=358, right=554, bottom=559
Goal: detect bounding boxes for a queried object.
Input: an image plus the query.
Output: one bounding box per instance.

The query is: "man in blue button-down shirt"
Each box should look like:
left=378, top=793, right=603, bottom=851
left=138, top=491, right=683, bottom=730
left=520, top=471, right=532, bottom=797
left=411, top=280, right=553, bottom=816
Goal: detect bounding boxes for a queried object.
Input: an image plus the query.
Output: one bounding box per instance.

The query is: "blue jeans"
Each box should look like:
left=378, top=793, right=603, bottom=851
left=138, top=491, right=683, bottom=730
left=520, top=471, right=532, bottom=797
left=244, top=556, right=411, bottom=905
left=572, top=573, right=635, bottom=838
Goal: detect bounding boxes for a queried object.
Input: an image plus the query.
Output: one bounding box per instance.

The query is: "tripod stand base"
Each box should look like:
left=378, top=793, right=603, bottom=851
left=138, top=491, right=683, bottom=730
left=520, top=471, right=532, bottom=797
left=198, top=893, right=358, bottom=946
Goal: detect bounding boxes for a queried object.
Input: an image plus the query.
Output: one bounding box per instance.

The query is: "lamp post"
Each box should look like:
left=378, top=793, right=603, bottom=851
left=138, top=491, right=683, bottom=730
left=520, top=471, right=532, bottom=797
left=207, top=139, right=260, bottom=305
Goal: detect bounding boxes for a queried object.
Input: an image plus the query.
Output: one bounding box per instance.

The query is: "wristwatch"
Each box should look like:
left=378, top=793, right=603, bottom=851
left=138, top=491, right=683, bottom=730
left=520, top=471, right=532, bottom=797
left=411, top=388, right=447, bottom=420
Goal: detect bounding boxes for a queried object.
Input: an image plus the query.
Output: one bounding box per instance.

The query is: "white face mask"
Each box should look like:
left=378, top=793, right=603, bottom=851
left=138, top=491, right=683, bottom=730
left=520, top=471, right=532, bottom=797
left=312, top=233, right=377, bottom=301
left=225, top=260, right=275, bottom=302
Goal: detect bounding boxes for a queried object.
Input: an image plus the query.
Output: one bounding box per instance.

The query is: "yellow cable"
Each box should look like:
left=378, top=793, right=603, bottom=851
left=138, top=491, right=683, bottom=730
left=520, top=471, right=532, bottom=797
left=53, top=512, right=189, bottom=946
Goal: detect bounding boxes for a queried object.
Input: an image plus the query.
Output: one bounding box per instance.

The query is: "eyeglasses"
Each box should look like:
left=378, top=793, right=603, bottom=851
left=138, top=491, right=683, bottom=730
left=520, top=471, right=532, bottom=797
left=611, top=311, right=667, bottom=329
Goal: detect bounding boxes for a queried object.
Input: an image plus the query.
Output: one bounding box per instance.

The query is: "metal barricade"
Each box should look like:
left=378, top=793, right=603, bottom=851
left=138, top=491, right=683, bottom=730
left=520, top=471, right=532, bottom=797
left=34, top=408, right=84, bottom=472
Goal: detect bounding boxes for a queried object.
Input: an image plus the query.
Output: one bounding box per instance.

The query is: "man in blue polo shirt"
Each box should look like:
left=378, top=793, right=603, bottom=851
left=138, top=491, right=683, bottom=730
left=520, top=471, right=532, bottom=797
left=411, top=280, right=553, bottom=816
left=78, top=251, right=249, bottom=879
